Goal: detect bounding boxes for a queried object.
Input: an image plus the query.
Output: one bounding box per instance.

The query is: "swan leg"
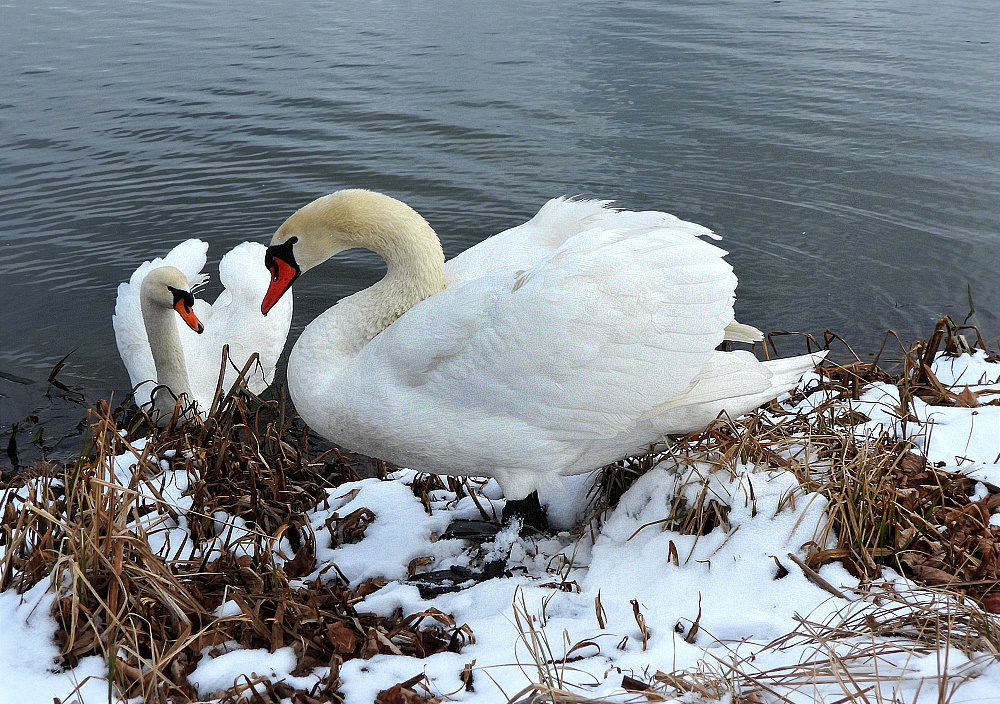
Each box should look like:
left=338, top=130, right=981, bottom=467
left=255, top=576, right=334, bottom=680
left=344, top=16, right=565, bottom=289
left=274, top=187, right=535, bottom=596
left=480, top=495, right=547, bottom=578
left=501, top=491, right=548, bottom=533
left=438, top=490, right=548, bottom=542
left=406, top=492, right=549, bottom=593
left=405, top=565, right=490, bottom=597
left=439, top=519, right=502, bottom=541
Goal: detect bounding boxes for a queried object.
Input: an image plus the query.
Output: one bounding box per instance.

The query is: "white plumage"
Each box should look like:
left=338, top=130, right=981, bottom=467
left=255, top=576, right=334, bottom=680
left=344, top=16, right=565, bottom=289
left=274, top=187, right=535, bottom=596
left=114, top=239, right=293, bottom=415
left=262, top=191, right=825, bottom=501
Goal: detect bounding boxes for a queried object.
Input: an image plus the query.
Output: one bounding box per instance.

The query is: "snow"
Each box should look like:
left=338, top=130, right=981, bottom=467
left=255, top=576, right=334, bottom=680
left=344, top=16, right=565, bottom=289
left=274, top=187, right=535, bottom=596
left=188, top=646, right=300, bottom=698
left=0, top=582, right=109, bottom=704
left=847, top=351, right=1000, bottom=477
left=0, top=351, right=998, bottom=703
left=308, top=477, right=454, bottom=588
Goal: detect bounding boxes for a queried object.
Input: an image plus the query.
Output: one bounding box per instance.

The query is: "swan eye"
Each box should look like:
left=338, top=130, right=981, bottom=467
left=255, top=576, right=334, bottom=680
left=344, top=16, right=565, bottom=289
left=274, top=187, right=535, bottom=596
left=264, top=237, right=300, bottom=282
left=167, top=285, right=204, bottom=333
left=166, top=286, right=194, bottom=311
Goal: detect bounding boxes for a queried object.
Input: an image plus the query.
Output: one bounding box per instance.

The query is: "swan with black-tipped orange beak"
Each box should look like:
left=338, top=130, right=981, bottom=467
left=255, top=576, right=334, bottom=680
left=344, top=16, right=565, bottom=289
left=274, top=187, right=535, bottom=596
left=115, top=239, right=293, bottom=424
left=132, top=266, right=205, bottom=420
left=262, top=189, right=826, bottom=527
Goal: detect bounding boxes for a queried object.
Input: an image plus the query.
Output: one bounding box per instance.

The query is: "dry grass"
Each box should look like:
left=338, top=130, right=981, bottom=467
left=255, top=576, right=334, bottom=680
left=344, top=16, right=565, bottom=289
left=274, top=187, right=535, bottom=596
left=591, top=318, right=1000, bottom=612
left=0, top=391, right=472, bottom=703
left=507, top=580, right=1000, bottom=704
left=2, top=317, right=998, bottom=702
left=786, top=320, right=1000, bottom=608
left=622, top=584, right=1000, bottom=704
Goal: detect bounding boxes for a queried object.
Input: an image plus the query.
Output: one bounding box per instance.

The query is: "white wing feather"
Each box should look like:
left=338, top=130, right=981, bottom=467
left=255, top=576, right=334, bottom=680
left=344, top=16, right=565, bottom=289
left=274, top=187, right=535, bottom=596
left=355, top=221, right=737, bottom=442
left=185, top=242, right=293, bottom=400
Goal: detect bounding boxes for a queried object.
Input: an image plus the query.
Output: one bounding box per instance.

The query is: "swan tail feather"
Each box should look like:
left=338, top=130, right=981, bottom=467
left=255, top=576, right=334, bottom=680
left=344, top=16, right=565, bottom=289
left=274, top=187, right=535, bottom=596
left=650, top=350, right=827, bottom=434
left=760, top=351, right=828, bottom=389
left=723, top=320, right=764, bottom=343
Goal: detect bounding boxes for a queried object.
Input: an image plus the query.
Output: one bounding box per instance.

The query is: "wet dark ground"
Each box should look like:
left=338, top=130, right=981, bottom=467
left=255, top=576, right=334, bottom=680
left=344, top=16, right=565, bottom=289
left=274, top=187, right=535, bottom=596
left=0, top=356, right=388, bottom=479
left=0, top=360, right=94, bottom=474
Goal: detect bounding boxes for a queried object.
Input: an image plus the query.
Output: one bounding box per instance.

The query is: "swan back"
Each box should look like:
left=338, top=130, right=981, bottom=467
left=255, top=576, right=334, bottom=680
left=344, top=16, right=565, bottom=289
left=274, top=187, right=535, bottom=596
left=444, top=197, right=719, bottom=285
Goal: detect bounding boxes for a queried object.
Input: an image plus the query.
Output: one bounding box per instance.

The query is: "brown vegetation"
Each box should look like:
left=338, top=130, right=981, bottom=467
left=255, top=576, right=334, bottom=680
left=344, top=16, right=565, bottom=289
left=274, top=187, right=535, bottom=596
left=0, top=317, right=997, bottom=702
left=0, top=394, right=471, bottom=703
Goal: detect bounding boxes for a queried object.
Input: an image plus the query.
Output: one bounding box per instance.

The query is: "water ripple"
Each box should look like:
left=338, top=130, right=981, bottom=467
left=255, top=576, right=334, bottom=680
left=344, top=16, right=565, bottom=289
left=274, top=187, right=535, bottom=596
left=0, top=0, right=997, bottom=398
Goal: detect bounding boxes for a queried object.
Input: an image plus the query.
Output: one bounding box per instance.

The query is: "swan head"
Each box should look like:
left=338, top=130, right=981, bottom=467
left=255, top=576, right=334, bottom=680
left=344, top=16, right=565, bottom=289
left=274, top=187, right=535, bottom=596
left=262, top=189, right=440, bottom=315
left=141, top=266, right=205, bottom=334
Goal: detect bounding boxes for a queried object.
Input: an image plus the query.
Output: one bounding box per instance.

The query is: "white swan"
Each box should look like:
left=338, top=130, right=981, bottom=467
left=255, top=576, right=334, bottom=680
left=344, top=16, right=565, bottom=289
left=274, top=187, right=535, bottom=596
left=114, top=239, right=293, bottom=420
left=260, top=190, right=825, bottom=506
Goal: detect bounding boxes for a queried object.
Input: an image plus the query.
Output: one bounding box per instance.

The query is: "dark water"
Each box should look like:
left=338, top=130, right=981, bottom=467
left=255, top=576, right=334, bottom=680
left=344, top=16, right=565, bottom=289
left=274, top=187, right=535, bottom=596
left=2, top=0, right=998, bottom=438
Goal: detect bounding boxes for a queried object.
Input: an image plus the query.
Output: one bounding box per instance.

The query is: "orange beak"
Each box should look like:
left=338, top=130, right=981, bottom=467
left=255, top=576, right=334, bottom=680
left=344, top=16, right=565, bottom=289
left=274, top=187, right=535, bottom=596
left=262, top=245, right=299, bottom=315
left=172, top=291, right=204, bottom=334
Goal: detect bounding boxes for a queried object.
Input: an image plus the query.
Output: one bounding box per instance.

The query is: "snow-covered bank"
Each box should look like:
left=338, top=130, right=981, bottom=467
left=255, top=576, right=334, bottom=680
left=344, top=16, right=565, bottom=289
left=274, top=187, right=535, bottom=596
left=1, top=350, right=998, bottom=703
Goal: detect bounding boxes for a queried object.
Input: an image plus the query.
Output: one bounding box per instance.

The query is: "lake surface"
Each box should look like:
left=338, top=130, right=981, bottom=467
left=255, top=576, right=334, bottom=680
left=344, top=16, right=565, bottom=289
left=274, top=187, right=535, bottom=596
left=2, top=0, right=998, bottom=429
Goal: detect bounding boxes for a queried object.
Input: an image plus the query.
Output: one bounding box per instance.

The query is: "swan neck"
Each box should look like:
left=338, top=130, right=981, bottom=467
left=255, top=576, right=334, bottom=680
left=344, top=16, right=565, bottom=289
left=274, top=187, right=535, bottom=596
left=285, top=190, right=448, bottom=351
left=358, top=217, right=447, bottom=338
left=141, top=296, right=193, bottom=405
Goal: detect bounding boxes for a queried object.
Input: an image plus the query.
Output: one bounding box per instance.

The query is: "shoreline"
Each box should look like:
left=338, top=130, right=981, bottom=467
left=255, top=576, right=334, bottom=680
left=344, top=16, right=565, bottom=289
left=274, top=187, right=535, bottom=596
left=1, top=324, right=968, bottom=476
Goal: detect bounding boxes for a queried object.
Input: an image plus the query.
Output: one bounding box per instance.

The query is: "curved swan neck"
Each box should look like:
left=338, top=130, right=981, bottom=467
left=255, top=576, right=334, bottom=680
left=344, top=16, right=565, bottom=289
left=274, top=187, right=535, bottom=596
left=140, top=295, right=193, bottom=406
left=282, top=189, right=448, bottom=339
left=374, top=224, right=448, bottom=324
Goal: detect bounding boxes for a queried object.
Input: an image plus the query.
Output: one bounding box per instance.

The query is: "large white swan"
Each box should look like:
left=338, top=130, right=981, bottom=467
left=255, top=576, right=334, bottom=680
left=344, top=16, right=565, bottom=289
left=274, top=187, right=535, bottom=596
left=261, top=190, right=825, bottom=513
left=114, top=239, right=293, bottom=420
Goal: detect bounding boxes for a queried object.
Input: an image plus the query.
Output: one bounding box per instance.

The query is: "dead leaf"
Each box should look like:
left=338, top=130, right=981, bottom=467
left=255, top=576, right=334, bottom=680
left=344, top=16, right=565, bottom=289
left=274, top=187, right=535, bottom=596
left=284, top=545, right=317, bottom=578
left=906, top=562, right=958, bottom=586
left=981, top=594, right=1000, bottom=614
left=326, top=623, right=358, bottom=655
left=955, top=385, right=980, bottom=408
left=374, top=675, right=438, bottom=704
left=899, top=452, right=927, bottom=473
